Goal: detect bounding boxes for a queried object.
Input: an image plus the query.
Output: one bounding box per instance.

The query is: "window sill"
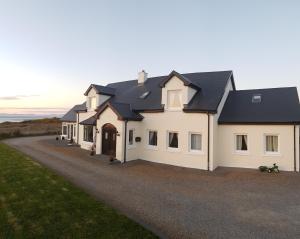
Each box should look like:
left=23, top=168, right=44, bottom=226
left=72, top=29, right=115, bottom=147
left=167, top=147, right=180, bottom=153
left=146, top=146, right=158, bottom=151
left=263, top=152, right=281, bottom=157
left=187, top=150, right=204, bottom=155
left=166, top=109, right=182, bottom=112
left=127, top=145, right=136, bottom=150
left=83, top=141, right=93, bottom=143
left=234, top=150, right=249, bottom=156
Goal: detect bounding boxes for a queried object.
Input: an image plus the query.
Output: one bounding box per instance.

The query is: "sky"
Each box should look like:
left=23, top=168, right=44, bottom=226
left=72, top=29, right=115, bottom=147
left=0, top=0, right=299, bottom=114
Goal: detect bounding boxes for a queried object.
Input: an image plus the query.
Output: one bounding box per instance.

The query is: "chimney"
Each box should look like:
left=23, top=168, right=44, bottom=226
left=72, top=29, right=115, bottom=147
left=138, top=70, right=148, bottom=84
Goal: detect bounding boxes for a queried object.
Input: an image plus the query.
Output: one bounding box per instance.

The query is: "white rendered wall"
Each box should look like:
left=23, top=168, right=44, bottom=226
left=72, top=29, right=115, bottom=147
left=125, top=111, right=209, bottom=170
left=126, top=121, right=142, bottom=161
left=296, top=125, right=300, bottom=172
left=217, top=125, right=295, bottom=171
left=211, top=78, right=234, bottom=170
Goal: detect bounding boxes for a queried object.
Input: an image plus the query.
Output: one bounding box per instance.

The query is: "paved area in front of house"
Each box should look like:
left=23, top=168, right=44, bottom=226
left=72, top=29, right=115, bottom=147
left=4, top=136, right=300, bottom=239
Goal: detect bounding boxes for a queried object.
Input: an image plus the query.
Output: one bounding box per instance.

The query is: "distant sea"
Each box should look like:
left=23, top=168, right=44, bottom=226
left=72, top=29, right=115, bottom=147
left=0, top=114, right=64, bottom=123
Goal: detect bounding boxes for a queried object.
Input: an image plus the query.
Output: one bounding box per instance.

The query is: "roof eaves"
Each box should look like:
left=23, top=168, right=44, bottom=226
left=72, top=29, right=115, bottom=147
left=182, top=108, right=217, bottom=114
left=135, top=108, right=164, bottom=113
left=60, top=119, right=76, bottom=122
left=84, top=85, right=94, bottom=96
left=218, top=121, right=300, bottom=125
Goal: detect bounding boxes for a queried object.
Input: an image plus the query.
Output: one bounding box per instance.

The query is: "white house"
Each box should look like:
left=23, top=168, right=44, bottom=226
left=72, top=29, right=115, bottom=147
left=61, top=70, right=300, bottom=172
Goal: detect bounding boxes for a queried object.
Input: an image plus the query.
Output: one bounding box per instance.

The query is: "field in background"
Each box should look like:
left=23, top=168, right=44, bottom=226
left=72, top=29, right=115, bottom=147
left=0, top=118, right=61, bottom=140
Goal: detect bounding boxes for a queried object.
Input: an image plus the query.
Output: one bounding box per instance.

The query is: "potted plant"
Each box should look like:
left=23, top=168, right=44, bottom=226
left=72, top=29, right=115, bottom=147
left=90, top=145, right=95, bottom=156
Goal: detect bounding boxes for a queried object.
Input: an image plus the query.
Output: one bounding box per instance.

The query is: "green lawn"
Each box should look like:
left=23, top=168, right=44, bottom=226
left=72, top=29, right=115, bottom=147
left=0, top=143, right=157, bottom=239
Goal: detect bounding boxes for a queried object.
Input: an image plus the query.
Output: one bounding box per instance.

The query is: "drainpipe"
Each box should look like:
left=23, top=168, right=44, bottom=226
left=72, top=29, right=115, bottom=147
left=294, top=125, right=296, bottom=172
left=207, top=113, right=210, bottom=171
left=77, top=113, right=80, bottom=145
left=123, top=120, right=128, bottom=163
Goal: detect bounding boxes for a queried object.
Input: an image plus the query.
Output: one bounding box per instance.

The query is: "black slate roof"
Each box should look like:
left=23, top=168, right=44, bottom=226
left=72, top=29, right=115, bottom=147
left=96, top=102, right=143, bottom=121
left=60, top=102, right=86, bottom=122
left=106, top=70, right=234, bottom=113
left=80, top=114, right=97, bottom=126
left=219, top=87, right=300, bottom=124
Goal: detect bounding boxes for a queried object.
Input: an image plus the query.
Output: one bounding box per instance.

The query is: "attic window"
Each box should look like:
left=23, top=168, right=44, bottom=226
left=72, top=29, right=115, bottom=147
left=252, top=94, right=262, bottom=103
left=139, top=91, right=150, bottom=99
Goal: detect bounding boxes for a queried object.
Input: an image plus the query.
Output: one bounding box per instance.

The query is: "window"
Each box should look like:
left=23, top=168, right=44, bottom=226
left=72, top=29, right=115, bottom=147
left=168, top=132, right=178, bottom=149
left=148, top=131, right=157, bottom=147
left=90, top=97, right=97, bottom=110
left=139, top=91, right=150, bottom=99
left=83, top=126, right=93, bottom=142
left=252, top=94, right=262, bottom=103
left=235, top=135, right=248, bottom=151
left=128, top=129, right=134, bottom=146
left=190, top=133, right=202, bottom=151
left=167, top=90, right=182, bottom=110
left=62, top=126, right=67, bottom=135
left=265, top=135, right=279, bottom=153
left=73, top=125, right=76, bottom=137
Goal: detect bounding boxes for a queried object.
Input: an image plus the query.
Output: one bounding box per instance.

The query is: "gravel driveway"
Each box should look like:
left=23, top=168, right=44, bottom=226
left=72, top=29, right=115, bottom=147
left=4, top=136, right=300, bottom=239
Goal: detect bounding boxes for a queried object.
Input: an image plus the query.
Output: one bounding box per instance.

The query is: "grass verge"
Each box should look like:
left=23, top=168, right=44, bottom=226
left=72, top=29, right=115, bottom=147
left=0, top=143, right=157, bottom=239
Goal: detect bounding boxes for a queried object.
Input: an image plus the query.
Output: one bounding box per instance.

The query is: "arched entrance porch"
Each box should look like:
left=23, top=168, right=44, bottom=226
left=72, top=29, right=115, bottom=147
left=101, top=123, right=117, bottom=157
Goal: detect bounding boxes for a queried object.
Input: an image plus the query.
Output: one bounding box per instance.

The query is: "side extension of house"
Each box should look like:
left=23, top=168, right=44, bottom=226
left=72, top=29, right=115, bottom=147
left=61, top=70, right=300, bottom=172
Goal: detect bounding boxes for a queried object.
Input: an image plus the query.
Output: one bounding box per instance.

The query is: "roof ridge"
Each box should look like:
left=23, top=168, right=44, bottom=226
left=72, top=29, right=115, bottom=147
left=182, top=70, right=232, bottom=75
left=106, top=70, right=233, bottom=86
left=235, top=87, right=297, bottom=92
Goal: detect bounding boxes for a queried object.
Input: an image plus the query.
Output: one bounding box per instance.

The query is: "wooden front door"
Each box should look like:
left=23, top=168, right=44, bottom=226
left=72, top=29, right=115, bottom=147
left=102, top=124, right=117, bottom=157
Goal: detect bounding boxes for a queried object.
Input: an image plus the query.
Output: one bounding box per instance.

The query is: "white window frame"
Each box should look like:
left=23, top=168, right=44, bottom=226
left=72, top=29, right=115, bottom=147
left=62, top=125, right=67, bottom=135
left=73, top=124, right=76, bottom=138
left=167, top=131, right=180, bottom=152
left=264, top=134, right=280, bottom=156
left=167, top=90, right=182, bottom=111
left=89, top=97, right=97, bottom=110
left=234, top=133, right=249, bottom=155
left=188, top=132, right=203, bottom=154
left=147, top=130, right=158, bottom=150
left=83, top=125, right=94, bottom=143
left=128, top=129, right=135, bottom=149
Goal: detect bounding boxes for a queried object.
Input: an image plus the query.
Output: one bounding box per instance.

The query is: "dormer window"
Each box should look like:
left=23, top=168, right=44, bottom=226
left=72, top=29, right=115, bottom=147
left=252, top=94, right=262, bottom=103
left=167, top=90, right=182, bottom=110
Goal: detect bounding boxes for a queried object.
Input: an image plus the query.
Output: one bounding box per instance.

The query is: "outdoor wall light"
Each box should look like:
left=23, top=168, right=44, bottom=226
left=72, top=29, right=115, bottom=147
left=135, top=137, right=141, bottom=142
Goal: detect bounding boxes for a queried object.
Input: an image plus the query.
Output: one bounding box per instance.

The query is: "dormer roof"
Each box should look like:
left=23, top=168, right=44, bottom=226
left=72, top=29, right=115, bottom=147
left=84, top=84, right=115, bottom=96
left=159, top=70, right=201, bottom=90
